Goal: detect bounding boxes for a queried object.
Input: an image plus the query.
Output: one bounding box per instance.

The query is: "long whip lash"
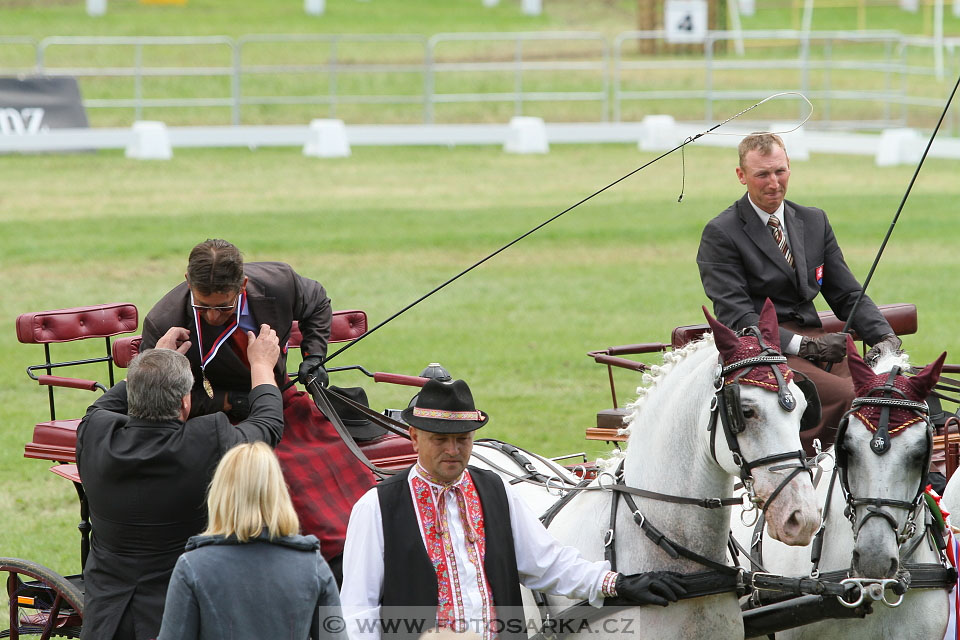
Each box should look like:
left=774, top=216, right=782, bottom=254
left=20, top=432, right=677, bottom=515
left=290, top=93, right=809, bottom=388
left=838, top=69, right=960, bottom=338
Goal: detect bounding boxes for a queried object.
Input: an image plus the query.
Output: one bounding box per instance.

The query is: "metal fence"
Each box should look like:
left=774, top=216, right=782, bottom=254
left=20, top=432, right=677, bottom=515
left=2, top=30, right=959, bottom=131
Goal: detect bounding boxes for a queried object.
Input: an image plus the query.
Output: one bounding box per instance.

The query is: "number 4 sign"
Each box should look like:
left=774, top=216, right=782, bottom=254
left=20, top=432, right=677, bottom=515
left=664, top=0, right=709, bottom=44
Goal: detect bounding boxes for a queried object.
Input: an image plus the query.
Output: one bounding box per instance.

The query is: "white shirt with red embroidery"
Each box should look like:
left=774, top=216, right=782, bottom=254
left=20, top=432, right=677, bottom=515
left=340, top=465, right=612, bottom=640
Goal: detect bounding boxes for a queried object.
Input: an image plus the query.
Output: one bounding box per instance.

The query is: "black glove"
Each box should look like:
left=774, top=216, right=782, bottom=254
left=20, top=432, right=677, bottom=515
left=614, top=571, right=687, bottom=607
left=226, top=391, right=250, bottom=420
left=797, top=333, right=847, bottom=363
left=864, top=333, right=902, bottom=367
left=298, top=355, right=329, bottom=387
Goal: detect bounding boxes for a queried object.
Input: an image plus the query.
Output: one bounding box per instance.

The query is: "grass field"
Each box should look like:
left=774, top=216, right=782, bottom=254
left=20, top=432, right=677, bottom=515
left=2, top=140, right=960, bottom=581
left=3, top=0, right=960, bottom=630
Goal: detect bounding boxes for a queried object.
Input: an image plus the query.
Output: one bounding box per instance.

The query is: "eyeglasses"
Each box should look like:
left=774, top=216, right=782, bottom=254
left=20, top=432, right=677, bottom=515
left=191, top=296, right=239, bottom=313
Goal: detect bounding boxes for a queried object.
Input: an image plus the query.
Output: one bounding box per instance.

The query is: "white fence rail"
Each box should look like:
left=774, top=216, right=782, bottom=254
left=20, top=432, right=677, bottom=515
left=2, top=30, right=960, bottom=131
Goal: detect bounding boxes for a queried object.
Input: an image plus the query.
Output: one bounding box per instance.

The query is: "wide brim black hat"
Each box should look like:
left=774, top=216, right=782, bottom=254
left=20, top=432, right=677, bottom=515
left=327, top=385, right=387, bottom=441
left=401, top=378, right=489, bottom=433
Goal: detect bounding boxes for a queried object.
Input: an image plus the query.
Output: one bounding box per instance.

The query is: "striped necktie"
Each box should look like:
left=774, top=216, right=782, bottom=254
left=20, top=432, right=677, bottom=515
left=767, top=215, right=794, bottom=268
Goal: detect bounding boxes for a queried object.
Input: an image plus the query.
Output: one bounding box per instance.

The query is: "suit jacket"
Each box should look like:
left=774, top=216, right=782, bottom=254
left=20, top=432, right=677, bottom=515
left=697, top=194, right=893, bottom=348
left=141, top=261, right=331, bottom=417
left=76, top=381, right=284, bottom=640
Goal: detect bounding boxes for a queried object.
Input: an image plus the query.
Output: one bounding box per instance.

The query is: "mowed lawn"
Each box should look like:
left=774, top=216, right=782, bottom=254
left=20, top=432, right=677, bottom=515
left=2, top=141, right=959, bottom=581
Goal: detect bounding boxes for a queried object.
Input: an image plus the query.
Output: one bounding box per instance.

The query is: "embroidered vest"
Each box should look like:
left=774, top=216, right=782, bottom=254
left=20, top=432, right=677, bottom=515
left=377, top=466, right=524, bottom=639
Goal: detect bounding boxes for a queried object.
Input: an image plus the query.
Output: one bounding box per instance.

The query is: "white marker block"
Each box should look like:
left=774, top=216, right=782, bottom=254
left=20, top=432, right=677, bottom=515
left=739, top=0, right=756, bottom=16
left=639, top=115, right=679, bottom=151
left=125, top=121, right=172, bottom=160
left=483, top=0, right=499, bottom=6
left=771, top=122, right=809, bottom=161
left=875, top=128, right=922, bottom=167
left=305, top=0, right=324, bottom=15
left=954, top=0, right=960, bottom=18
left=503, top=116, right=549, bottom=154
left=522, top=0, right=541, bottom=15
left=303, top=119, right=351, bottom=158
left=900, top=0, right=919, bottom=12
left=87, top=0, right=106, bottom=16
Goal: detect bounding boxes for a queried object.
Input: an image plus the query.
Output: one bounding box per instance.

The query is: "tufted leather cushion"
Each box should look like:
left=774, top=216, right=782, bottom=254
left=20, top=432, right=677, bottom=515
left=289, top=309, right=368, bottom=349
left=16, top=303, right=138, bottom=345
left=112, top=335, right=143, bottom=368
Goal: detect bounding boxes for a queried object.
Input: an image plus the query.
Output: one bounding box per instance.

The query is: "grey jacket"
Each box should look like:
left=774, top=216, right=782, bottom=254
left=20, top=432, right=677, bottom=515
left=157, top=531, right=344, bottom=640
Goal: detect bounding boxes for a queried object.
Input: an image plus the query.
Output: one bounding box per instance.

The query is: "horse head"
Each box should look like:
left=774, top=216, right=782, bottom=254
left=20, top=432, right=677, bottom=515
left=839, top=334, right=945, bottom=579
left=704, top=300, right=820, bottom=546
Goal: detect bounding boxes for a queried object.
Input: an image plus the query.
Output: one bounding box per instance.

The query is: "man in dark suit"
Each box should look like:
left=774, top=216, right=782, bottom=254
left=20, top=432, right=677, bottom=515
left=697, top=133, right=901, bottom=453
left=141, top=238, right=332, bottom=419
left=76, top=325, right=284, bottom=640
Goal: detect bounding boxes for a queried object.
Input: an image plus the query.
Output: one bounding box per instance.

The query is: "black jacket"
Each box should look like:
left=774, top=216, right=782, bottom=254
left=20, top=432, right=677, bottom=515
left=697, top=194, right=893, bottom=348
left=76, top=381, right=284, bottom=640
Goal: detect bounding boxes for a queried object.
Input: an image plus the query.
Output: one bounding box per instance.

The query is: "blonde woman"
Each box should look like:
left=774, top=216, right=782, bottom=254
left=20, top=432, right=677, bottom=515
left=157, top=442, right=343, bottom=640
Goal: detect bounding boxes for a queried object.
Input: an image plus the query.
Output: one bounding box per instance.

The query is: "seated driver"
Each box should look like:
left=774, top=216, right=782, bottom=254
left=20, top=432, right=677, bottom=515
left=696, top=133, right=900, bottom=454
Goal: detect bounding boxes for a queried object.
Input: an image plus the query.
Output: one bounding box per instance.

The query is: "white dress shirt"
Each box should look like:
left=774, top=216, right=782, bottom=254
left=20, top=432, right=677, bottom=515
left=340, top=466, right=611, bottom=640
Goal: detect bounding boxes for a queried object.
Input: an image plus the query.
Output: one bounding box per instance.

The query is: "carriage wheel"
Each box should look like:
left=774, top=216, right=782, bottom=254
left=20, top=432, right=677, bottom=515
left=0, top=558, right=83, bottom=639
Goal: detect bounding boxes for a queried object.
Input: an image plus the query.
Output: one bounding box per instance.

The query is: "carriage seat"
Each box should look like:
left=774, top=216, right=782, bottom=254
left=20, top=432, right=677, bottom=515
left=586, top=303, right=918, bottom=443
left=670, top=302, right=918, bottom=349
left=18, top=303, right=139, bottom=464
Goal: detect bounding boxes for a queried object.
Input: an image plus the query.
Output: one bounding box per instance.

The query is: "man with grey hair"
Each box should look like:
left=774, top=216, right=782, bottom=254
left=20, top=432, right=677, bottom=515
left=76, top=325, right=284, bottom=640
left=697, top=132, right=900, bottom=454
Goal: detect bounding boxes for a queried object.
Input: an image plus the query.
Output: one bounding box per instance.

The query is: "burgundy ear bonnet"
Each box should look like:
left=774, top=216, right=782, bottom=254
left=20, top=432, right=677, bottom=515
left=846, top=334, right=945, bottom=436
left=703, top=299, right=793, bottom=391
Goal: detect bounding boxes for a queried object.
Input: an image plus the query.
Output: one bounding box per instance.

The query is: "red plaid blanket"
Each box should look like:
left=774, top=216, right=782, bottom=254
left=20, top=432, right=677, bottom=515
left=276, top=386, right=375, bottom=559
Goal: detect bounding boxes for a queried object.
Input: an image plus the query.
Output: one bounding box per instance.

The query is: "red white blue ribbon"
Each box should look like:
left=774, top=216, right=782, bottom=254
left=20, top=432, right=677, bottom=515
left=191, top=290, right=245, bottom=373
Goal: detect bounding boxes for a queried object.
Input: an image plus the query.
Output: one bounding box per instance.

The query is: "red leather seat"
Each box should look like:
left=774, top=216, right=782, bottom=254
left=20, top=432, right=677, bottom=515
left=18, top=303, right=139, bottom=464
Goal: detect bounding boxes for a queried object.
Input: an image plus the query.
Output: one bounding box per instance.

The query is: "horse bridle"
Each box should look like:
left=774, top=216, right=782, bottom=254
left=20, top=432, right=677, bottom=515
left=835, top=366, right=934, bottom=546
left=708, top=327, right=815, bottom=515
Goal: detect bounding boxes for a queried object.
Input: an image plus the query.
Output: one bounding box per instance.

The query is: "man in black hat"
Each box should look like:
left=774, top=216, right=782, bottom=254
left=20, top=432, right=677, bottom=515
left=340, top=378, right=687, bottom=639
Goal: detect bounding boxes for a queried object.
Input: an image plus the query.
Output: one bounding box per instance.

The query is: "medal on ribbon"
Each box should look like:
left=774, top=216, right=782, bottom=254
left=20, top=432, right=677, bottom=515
left=202, top=373, right=215, bottom=399
left=191, top=291, right=245, bottom=399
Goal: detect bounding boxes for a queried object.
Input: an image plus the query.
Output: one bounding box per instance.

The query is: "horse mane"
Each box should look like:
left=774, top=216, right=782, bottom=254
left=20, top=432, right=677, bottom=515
left=594, top=333, right=716, bottom=471
left=623, top=334, right=716, bottom=433
left=871, top=349, right=911, bottom=374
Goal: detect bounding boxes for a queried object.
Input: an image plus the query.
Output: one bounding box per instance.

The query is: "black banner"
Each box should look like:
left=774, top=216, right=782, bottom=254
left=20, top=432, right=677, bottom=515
left=0, top=76, right=88, bottom=135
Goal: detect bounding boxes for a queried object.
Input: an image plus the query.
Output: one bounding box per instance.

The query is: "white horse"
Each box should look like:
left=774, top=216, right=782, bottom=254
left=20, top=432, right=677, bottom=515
left=472, top=301, right=820, bottom=639
left=741, top=344, right=949, bottom=640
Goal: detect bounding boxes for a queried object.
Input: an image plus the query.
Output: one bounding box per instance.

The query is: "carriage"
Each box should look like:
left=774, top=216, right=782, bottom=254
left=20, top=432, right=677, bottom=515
left=5, top=300, right=960, bottom=639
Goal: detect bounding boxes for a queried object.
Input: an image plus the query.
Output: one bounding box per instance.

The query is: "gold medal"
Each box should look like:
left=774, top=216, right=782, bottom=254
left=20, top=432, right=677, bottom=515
left=202, top=373, right=215, bottom=398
